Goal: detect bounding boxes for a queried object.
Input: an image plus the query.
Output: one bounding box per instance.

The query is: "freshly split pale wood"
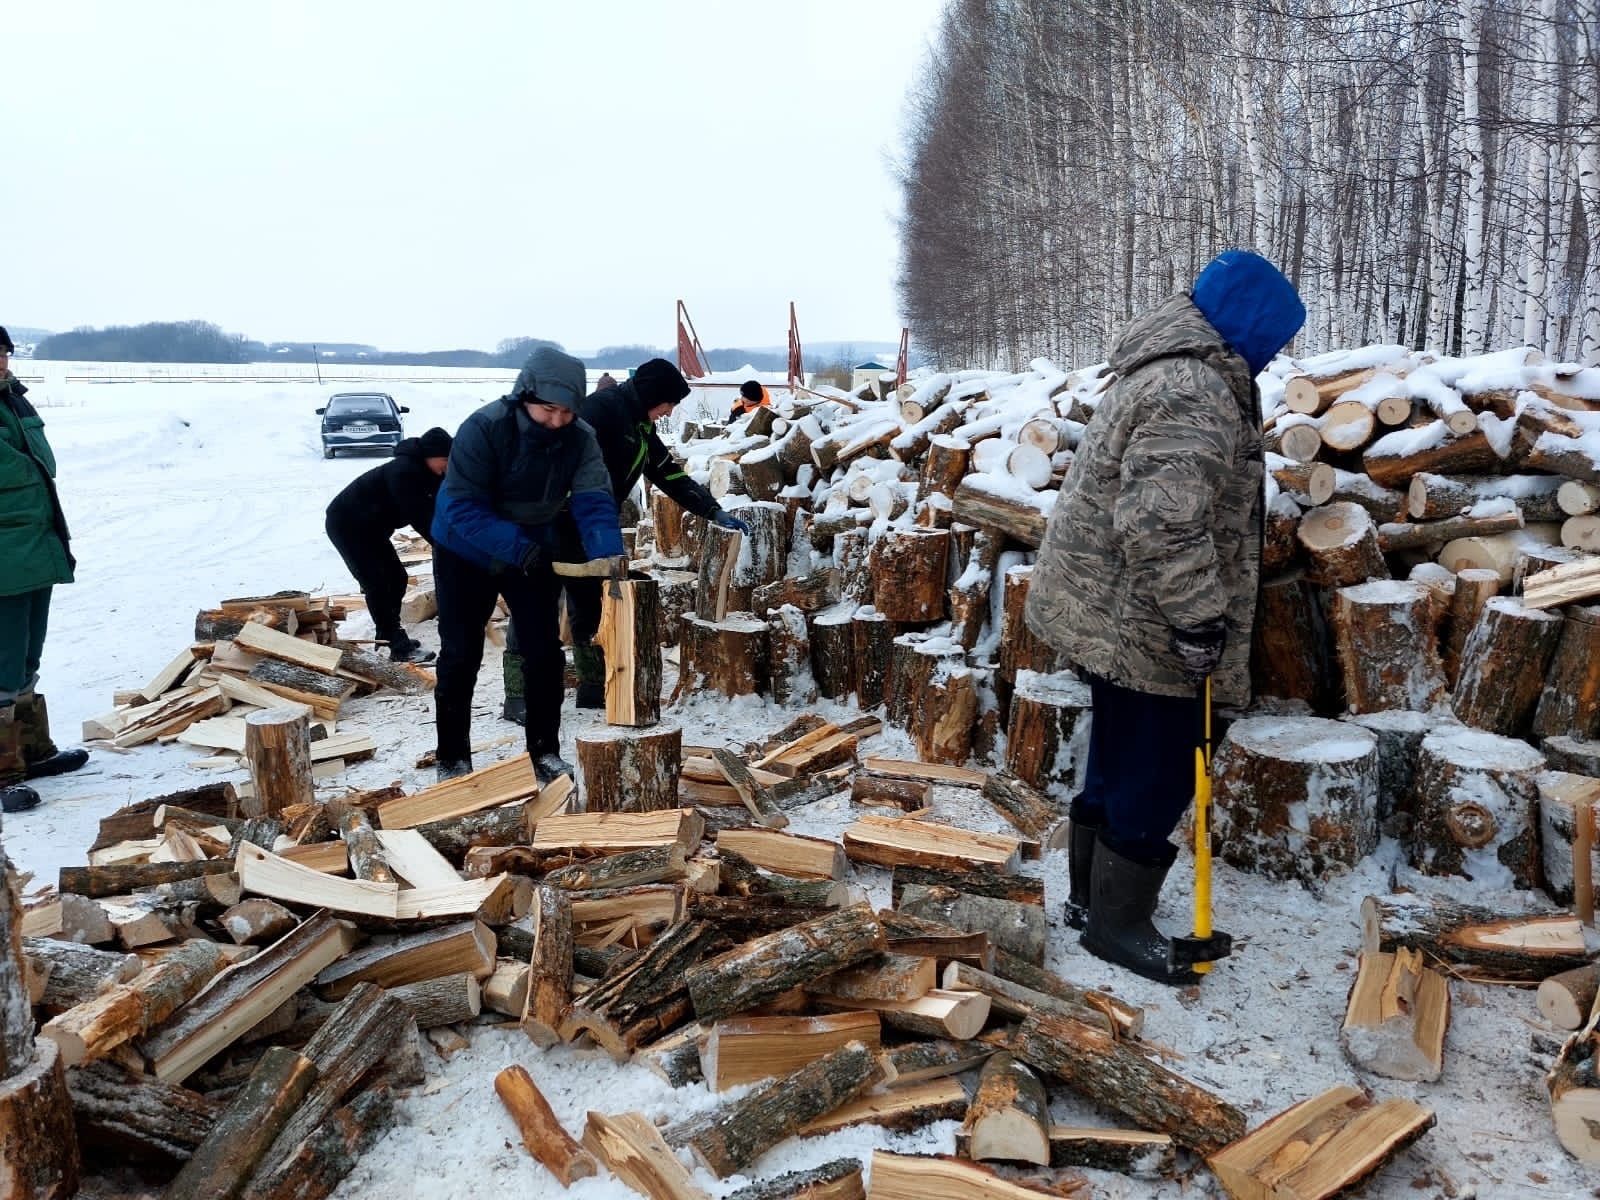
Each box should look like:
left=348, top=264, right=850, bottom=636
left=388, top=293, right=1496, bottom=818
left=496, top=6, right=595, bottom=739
left=842, top=815, right=1022, bottom=872
left=810, top=988, right=990, bottom=1040
left=532, top=809, right=704, bottom=854
left=879, top=911, right=994, bottom=971
left=233, top=621, right=344, bottom=672
left=1538, top=964, right=1600, bottom=1031
left=582, top=1110, right=711, bottom=1200
left=482, top=959, right=530, bottom=1017
left=866, top=1151, right=1066, bottom=1200
left=1525, top=556, right=1600, bottom=609
left=1361, top=893, right=1590, bottom=980
left=314, top=920, right=495, bottom=999
left=375, top=753, right=545, bottom=829
left=521, top=886, right=573, bottom=1049
left=236, top=842, right=399, bottom=917
left=371, top=828, right=461, bottom=890
left=858, top=757, right=987, bottom=788
left=276, top=840, right=350, bottom=875
left=595, top=577, right=663, bottom=727
left=1340, top=949, right=1449, bottom=1082
left=495, top=1064, right=598, bottom=1186
left=716, top=828, right=847, bottom=880
left=700, top=1011, right=882, bottom=1091
left=799, top=1077, right=968, bottom=1137
left=962, top=1052, right=1049, bottom=1165
left=20, top=891, right=117, bottom=943
left=696, top=524, right=743, bottom=623
left=1207, top=1084, right=1435, bottom=1200
left=1548, top=1014, right=1600, bottom=1164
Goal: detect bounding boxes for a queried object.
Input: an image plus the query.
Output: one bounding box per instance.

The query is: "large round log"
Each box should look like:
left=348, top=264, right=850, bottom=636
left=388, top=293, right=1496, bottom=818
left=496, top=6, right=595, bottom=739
left=576, top=726, right=682, bottom=813
left=1005, top=670, right=1092, bottom=793
left=0, top=1038, right=80, bottom=1198
left=1450, top=596, right=1563, bottom=736
left=851, top=609, right=894, bottom=709
left=1251, top=572, right=1338, bottom=713
left=1533, top=605, right=1600, bottom=741
left=1212, top=716, right=1380, bottom=882
left=1408, top=727, right=1544, bottom=889
left=1297, top=502, right=1388, bottom=589
left=1549, top=1024, right=1600, bottom=1164
left=766, top=606, right=817, bottom=706
left=243, top=707, right=314, bottom=819
left=997, top=565, right=1060, bottom=720
left=887, top=634, right=965, bottom=733
left=1343, top=709, right=1431, bottom=835
left=729, top=502, right=790, bottom=602
left=1263, top=499, right=1302, bottom=575
left=1362, top=892, right=1589, bottom=980
left=1442, top=567, right=1501, bottom=689
left=651, top=569, right=696, bottom=647
left=808, top=604, right=856, bottom=701
left=1329, top=580, right=1446, bottom=714
left=919, top=435, right=970, bottom=501
left=679, top=614, right=768, bottom=699
left=915, top=666, right=978, bottom=767
left=872, top=529, right=950, bottom=623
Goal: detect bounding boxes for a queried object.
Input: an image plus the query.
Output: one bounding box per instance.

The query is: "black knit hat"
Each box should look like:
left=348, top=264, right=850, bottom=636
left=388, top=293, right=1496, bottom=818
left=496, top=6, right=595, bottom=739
left=0, top=327, right=12, bottom=353
left=634, top=358, right=690, bottom=407
left=417, top=427, right=452, bottom=457
left=739, top=379, right=763, bottom=403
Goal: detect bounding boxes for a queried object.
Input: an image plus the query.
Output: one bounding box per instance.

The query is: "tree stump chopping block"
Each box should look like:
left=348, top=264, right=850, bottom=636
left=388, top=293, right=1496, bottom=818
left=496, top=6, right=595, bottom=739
left=596, top=575, right=663, bottom=727
left=1407, top=727, right=1544, bottom=889
left=1538, top=771, right=1600, bottom=907
left=887, top=634, right=965, bottom=731
left=1451, top=596, right=1563, bottom=736
left=650, top=570, right=696, bottom=647
left=766, top=605, right=817, bottom=706
left=1344, top=709, right=1432, bottom=835
left=915, top=665, right=979, bottom=767
left=0, top=1037, right=80, bottom=1199
left=1330, top=580, right=1446, bottom=714
left=1212, top=716, right=1380, bottom=882
left=730, top=502, right=790, bottom=598
left=1297, top=502, right=1389, bottom=588
left=872, top=529, right=950, bottom=623
left=576, top=726, right=682, bottom=813
left=243, top=707, right=314, bottom=819
left=1533, top=605, right=1600, bottom=741
left=1251, top=571, right=1339, bottom=714
left=851, top=608, right=893, bottom=708
left=807, top=603, right=856, bottom=701
left=1005, top=670, right=1092, bottom=793
left=679, top=614, right=768, bottom=699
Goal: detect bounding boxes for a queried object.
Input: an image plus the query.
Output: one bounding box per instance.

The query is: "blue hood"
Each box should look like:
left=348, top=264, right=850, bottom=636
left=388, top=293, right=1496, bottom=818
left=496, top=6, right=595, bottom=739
left=1190, top=251, right=1306, bottom=377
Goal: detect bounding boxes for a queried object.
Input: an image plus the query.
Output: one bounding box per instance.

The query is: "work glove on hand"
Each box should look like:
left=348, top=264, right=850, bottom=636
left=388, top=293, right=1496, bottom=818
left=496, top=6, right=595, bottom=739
left=1170, top=618, right=1226, bottom=685
left=711, top=510, right=751, bottom=534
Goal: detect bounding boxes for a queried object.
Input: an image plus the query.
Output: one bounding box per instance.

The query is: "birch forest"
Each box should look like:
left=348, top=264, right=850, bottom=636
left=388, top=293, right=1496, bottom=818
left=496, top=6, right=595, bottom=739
left=897, top=0, right=1600, bottom=368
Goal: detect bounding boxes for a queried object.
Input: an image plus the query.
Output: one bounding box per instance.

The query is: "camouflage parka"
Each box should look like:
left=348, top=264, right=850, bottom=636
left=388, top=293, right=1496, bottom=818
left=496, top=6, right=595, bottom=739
left=1024, top=294, right=1264, bottom=708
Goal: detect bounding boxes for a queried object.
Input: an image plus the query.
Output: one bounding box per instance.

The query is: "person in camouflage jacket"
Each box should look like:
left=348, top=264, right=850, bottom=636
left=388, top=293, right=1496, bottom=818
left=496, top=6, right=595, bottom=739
left=1025, top=251, right=1305, bottom=985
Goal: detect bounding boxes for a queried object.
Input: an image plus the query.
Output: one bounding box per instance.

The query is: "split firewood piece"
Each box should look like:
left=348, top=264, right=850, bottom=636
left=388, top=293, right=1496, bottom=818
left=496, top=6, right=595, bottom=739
left=241, top=707, right=316, bottom=819
left=700, top=1011, right=882, bottom=1091
left=233, top=621, right=343, bottom=672
left=883, top=1038, right=996, bottom=1084
left=673, top=1041, right=885, bottom=1178
left=521, top=885, right=573, bottom=1049
left=752, top=722, right=862, bottom=777
left=230, top=816, right=284, bottom=858
left=965, top=1127, right=1176, bottom=1179
left=67, top=1059, right=219, bottom=1163
left=245, top=661, right=356, bottom=721
left=898, top=884, right=1046, bottom=965
left=1451, top=596, right=1564, bottom=736
left=338, top=807, right=396, bottom=884
left=545, top=844, right=687, bottom=891
left=577, top=726, right=682, bottom=813
left=1329, top=581, right=1446, bottom=714
left=137, top=912, right=358, bottom=1082
left=20, top=890, right=117, bottom=943
left=716, top=827, right=846, bottom=880
left=890, top=864, right=1043, bottom=907
left=867, top=1151, right=1073, bottom=1200
left=1538, top=964, right=1600, bottom=1031
left=1525, top=556, right=1600, bottom=610
left=376, top=753, right=546, bottom=829
left=1533, top=604, right=1600, bottom=742
left=810, top=988, right=991, bottom=1040
left=635, top=1024, right=705, bottom=1088
left=716, top=850, right=849, bottom=908
left=1297, top=502, right=1388, bottom=588
left=532, top=808, right=704, bottom=855
left=804, top=954, right=935, bottom=1004
left=240, top=1086, right=396, bottom=1200
left=980, top=772, right=1062, bottom=841
left=370, top=828, right=461, bottom=889
left=315, top=920, right=495, bottom=1000
left=494, top=1064, right=598, bottom=1186
left=42, top=939, right=227, bottom=1068
left=723, top=1158, right=864, bottom=1200
left=583, top=1110, right=711, bottom=1200
left=960, top=1052, right=1049, bottom=1165
left=569, top=884, right=686, bottom=940
left=476, top=959, right=527, bottom=1018
left=942, top=961, right=1142, bottom=1041
left=235, top=842, right=399, bottom=917
left=165, top=1045, right=318, bottom=1200
left=842, top=815, right=1022, bottom=872
left=1535, top=770, right=1600, bottom=909
left=23, top=938, right=142, bottom=1009
left=594, top=576, right=663, bottom=727
left=711, top=749, right=787, bottom=829
left=57, top=859, right=232, bottom=900
left=1013, top=1009, right=1246, bottom=1155
left=1340, top=949, right=1449, bottom=1082
left=878, top=910, right=995, bottom=971
left=685, top=903, right=885, bottom=1023
left=560, top=920, right=723, bottom=1060
left=1408, top=727, right=1543, bottom=889
left=851, top=775, right=931, bottom=811
left=1208, top=1084, right=1435, bottom=1200
left=1361, top=893, right=1590, bottom=980
left=799, top=1077, right=968, bottom=1137
left=859, top=757, right=987, bottom=788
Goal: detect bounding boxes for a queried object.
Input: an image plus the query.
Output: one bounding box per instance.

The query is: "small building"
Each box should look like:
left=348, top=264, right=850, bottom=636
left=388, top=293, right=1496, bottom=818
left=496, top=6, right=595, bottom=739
left=850, top=360, right=892, bottom=398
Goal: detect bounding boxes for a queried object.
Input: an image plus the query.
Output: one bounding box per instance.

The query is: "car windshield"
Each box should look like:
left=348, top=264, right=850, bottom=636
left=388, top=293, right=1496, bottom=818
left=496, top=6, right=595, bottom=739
left=326, top=395, right=390, bottom=418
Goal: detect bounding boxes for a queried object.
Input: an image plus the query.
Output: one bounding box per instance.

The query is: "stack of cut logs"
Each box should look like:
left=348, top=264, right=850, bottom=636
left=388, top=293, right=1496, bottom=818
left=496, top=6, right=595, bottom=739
left=82, top=589, right=433, bottom=792
left=3, top=701, right=1436, bottom=1199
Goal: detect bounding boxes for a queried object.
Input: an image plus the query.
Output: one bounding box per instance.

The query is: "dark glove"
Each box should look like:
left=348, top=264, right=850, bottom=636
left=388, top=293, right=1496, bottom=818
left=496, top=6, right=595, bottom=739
left=1169, top=618, right=1226, bottom=684
left=711, top=510, right=750, bottom=534
left=518, top=544, right=545, bottom=575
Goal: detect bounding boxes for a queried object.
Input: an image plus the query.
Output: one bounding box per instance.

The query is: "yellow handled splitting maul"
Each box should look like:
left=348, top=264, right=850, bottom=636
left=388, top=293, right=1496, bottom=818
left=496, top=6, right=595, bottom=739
left=551, top=555, right=629, bottom=600
left=1171, top=675, right=1232, bottom=973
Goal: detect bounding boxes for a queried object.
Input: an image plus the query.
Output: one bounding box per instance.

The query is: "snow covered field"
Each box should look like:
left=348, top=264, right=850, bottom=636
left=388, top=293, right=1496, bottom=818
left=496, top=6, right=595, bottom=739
left=6, top=374, right=1581, bottom=1199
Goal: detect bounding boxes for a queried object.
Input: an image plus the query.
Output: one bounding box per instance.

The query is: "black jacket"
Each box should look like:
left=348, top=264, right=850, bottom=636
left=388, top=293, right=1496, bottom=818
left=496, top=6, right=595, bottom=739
left=326, top=437, right=445, bottom=541
left=579, top=381, right=720, bottom=520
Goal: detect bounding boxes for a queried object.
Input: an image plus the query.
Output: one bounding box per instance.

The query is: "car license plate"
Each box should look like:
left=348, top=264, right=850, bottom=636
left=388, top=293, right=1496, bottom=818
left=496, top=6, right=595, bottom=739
left=343, top=423, right=378, bottom=435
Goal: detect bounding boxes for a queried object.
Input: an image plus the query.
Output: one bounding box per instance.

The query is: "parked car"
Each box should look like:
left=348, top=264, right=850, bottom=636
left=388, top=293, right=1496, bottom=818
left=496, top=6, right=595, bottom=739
left=317, top=392, right=409, bottom=458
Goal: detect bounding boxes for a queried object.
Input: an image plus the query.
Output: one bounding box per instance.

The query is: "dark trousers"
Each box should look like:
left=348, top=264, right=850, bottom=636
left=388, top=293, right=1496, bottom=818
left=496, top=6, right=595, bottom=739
left=0, top=586, right=52, bottom=705
left=1071, top=674, right=1203, bottom=865
left=433, top=544, right=563, bottom=763
left=326, top=516, right=408, bottom=639
left=503, top=566, right=602, bottom=657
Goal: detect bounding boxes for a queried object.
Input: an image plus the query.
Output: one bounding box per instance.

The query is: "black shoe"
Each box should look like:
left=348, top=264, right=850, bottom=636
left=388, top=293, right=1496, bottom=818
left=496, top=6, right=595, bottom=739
left=1, top=783, right=41, bottom=813
left=435, top=759, right=472, bottom=783
left=1063, top=817, right=1099, bottom=931
left=24, top=747, right=90, bottom=780
left=575, top=681, right=605, bottom=710
left=533, top=753, right=574, bottom=787
left=386, top=630, right=422, bottom=663
left=501, top=697, right=527, bottom=726
left=1080, top=838, right=1200, bottom=987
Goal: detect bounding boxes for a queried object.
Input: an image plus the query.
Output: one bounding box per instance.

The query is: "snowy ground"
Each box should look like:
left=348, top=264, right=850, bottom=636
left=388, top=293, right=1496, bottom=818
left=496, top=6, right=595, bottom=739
left=6, top=375, right=1582, bottom=1199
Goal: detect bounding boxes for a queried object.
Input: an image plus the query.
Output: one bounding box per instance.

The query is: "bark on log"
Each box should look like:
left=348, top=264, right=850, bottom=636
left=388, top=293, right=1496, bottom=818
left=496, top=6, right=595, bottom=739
left=963, top=1052, right=1049, bottom=1165
left=685, top=904, right=886, bottom=1023
left=1343, top=710, right=1432, bottom=834
left=652, top=569, right=697, bottom=647
left=724, top=1159, right=863, bottom=1200
left=1363, top=423, right=1500, bottom=490
left=1297, top=502, right=1389, bottom=588
left=1442, top=567, right=1501, bottom=689
left=1548, top=1019, right=1600, bottom=1163
left=596, top=576, right=663, bottom=727
left=1539, top=770, right=1600, bottom=909
left=416, top=802, right=533, bottom=863
left=1533, top=605, right=1600, bottom=741
left=981, top=771, right=1062, bottom=841
left=920, top=435, right=971, bottom=501
left=679, top=614, right=768, bottom=699
left=996, top=566, right=1060, bottom=718
left=1451, top=596, right=1564, bottom=735
left=915, top=666, right=978, bottom=767
left=68, top=1060, right=218, bottom=1163
left=241, top=1085, right=395, bottom=1200
left=766, top=605, right=816, bottom=706
left=753, top=569, right=838, bottom=618
left=315, top=921, right=493, bottom=1000
left=243, top=707, right=314, bottom=819
left=878, top=911, right=995, bottom=971
left=808, top=604, right=856, bottom=701
left=949, top=529, right=1001, bottom=650
left=850, top=609, right=894, bottom=709
left=941, top=961, right=1141, bottom=1040
left=22, top=939, right=142, bottom=1010
left=1004, top=670, right=1091, bottom=792
left=1361, top=892, right=1589, bottom=980
left=738, top=445, right=786, bottom=503
left=0, top=1036, right=80, bottom=1198
left=695, top=525, right=742, bottom=623
left=872, top=530, right=950, bottom=623
left=577, top=726, right=682, bottom=814
left=1407, top=472, right=1565, bottom=521
left=1408, top=727, right=1543, bottom=888
left=1212, top=716, right=1381, bottom=882
left=56, top=859, right=231, bottom=900
left=166, top=1045, right=317, bottom=1200
left=89, top=782, right=239, bottom=853
left=851, top=775, right=929, bottom=811
left=1263, top=501, right=1302, bottom=575
left=1330, top=580, right=1446, bottom=713
left=1252, top=572, right=1339, bottom=712
left=891, top=864, right=1043, bottom=907
left=898, top=885, right=1045, bottom=965
left=521, top=885, right=574, bottom=1049
left=558, top=919, right=722, bottom=1059
left=652, top=492, right=688, bottom=559
left=1013, top=1010, right=1246, bottom=1155
left=1378, top=508, right=1525, bottom=553
left=1537, top=963, right=1600, bottom=1031
left=886, top=634, right=961, bottom=732
left=951, top=478, right=1047, bottom=547
left=495, top=1064, right=598, bottom=1185
left=337, top=808, right=395, bottom=885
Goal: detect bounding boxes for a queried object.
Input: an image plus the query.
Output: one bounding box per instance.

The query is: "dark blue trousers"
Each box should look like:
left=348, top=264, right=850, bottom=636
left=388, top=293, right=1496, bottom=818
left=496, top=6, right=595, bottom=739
left=1070, top=674, right=1203, bottom=866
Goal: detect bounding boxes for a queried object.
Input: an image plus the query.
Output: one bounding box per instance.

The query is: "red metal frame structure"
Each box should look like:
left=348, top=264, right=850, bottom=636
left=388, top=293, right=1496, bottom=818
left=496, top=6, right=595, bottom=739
left=787, top=302, right=805, bottom=388
left=894, top=327, right=910, bottom=390
left=675, top=300, right=710, bottom=380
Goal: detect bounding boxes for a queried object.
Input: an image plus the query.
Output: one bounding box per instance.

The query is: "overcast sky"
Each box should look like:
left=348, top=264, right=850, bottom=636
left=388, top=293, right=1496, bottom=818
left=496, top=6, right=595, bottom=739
left=12, top=1, right=946, bottom=353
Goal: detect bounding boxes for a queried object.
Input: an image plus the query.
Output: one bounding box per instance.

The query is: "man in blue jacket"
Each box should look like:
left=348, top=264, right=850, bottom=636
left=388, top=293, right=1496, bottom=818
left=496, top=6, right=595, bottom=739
left=431, top=348, right=625, bottom=784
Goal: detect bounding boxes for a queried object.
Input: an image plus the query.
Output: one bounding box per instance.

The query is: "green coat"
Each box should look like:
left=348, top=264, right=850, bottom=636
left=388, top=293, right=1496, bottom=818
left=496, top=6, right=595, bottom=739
left=0, top=375, right=74, bottom=596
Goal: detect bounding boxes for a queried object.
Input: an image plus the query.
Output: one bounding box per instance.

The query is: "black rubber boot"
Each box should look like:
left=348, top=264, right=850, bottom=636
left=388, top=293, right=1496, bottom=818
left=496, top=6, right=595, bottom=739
left=573, top=644, right=605, bottom=710
left=385, top=629, right=434, bottom=664
left=1063, top=817, right=1099, bottom=931
left=0, top=711, right=41, bottom=812
left=1080, top=838, right=1199, bottom=986
left=534, top=752, right=575, bottom=786
left=435, top=759, right=472, bottom=783
left=502, top=650, right=526, bottom=724
left=501, top=697, right=527, bottom=726
left=17, top=694, right=89, bottom=780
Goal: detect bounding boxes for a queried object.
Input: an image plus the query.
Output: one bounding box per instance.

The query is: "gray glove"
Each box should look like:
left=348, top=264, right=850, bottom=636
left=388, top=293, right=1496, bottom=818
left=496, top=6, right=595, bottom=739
left=1170, top=618, right=1226, bottom=684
